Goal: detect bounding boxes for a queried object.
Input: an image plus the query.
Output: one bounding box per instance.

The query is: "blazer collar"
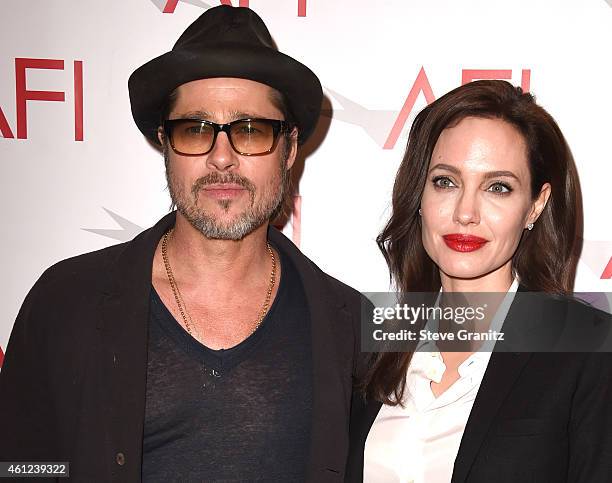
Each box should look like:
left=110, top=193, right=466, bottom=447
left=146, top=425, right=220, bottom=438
left=451, top=284, right=568, bottom=482
left=269, top=225, right=353, bottom=480
left=451, top=351, right=533, bottom=483
left=97, top=212, right=175, bottom=481
left=99, top=211, right=175, bottom=301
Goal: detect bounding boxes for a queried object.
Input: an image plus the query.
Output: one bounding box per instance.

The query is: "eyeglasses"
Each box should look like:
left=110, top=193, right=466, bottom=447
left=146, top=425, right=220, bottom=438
left=163, top=118, right=292, bottom=156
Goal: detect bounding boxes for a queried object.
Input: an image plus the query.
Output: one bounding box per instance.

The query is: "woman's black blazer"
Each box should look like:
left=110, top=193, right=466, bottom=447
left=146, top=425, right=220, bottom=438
left=346, top=288, right=612, bottom=482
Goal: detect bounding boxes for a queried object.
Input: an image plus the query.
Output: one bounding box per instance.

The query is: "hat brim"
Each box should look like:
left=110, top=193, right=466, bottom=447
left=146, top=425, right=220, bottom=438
left=128, top=43, right=322, bottom=145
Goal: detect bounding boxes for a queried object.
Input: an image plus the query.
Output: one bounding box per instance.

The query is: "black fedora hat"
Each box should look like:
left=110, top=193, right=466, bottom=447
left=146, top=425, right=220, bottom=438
left=128, top=5, right=322, bottom=145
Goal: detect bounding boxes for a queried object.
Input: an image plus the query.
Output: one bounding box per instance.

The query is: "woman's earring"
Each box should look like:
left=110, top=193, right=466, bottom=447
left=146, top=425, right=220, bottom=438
left=418, top=208, right=422, bottom=216
left=527, top=223, right=534, bottom=231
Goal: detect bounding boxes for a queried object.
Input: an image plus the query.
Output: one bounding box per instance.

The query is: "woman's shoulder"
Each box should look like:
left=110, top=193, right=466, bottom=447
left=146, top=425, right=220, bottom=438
left=563, top=294, right=612, bottom=322
left=510, top=286, right=612, bottom=352
left=530, top=289, right=611, bottom=326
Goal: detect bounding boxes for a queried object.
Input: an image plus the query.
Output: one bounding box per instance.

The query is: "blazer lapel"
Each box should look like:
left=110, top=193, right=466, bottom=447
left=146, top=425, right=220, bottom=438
left=97, top=212, right=176, bottom=480
left=269, top=228, right=352, bottom=482
left=451, top=351, right=533, bottom=482
left=451, top=285, right=539, bottom=483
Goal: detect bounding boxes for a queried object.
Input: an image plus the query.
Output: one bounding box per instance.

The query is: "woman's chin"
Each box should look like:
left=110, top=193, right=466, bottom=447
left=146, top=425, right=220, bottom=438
left=439, top=263, right=490, bottom=283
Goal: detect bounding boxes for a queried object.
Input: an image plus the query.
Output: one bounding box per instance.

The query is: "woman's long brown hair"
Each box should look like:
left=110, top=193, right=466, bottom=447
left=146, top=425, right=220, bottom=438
left=362, top=80, right=583, bottom=405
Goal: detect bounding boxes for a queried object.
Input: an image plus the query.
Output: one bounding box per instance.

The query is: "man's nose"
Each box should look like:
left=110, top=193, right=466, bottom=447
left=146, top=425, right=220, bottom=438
left=205, top=132, right=239, bottom=171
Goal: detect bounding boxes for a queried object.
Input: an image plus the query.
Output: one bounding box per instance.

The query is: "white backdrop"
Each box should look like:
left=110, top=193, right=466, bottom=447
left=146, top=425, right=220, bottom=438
left=2, top=0, right=612, bottom=363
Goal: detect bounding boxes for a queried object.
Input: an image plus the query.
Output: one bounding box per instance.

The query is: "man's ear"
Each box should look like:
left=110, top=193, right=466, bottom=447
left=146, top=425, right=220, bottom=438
left=157, top=127, right=165, bottom=145
left=285, top=127, right=299, bottom=170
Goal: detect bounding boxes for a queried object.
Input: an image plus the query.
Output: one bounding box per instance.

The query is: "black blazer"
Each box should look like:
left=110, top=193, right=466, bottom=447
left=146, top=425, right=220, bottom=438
left=346, top=288, right=612, bottom=482
left=0, top=212, right=368, bottom=482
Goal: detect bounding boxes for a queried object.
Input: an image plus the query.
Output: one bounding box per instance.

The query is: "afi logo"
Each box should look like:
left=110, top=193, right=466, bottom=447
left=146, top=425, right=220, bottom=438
left=603, top=259, right=612, bottom=279
left=153, top=0, right=307, bottom=17
left=0, top=58, right=84, bottom=141
left=383, top=68, right=531, bottom=150
left=326, top=67, right=531, bottom=151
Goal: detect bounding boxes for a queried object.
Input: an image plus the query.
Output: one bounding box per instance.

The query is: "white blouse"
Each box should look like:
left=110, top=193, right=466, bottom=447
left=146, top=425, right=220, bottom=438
left=363, top=279, right=519, bottom=483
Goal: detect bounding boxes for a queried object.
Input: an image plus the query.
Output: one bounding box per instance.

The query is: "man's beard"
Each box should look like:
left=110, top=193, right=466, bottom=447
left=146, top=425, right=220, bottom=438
left=165, top=152, right=287, bottom=241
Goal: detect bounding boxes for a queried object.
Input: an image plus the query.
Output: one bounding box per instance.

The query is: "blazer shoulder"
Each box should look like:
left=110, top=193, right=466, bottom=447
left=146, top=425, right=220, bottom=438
left=563, top=295, right=612, bottom=323
left=542, top=294, right=612, bottom=352
left=304, top=258, right=374, bottom=321
left=34, top=241, right=129, bottom=293
left=7, top=242, right=132, bottom=359
left=521, top=288, right=611, bottom=323
left=321, top=270, right=368, bottom=305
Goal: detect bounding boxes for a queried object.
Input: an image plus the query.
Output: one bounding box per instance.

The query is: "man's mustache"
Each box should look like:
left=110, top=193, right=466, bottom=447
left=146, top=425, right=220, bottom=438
left=191, top=172, right=256, bottom=197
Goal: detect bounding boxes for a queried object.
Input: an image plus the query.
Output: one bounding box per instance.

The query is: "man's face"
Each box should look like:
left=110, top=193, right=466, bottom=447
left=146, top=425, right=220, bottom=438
left=160, top=77, right=297, bottom=240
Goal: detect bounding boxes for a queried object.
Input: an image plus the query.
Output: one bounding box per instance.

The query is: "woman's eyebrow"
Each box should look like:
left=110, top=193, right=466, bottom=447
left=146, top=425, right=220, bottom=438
left=482, top=170, right=520, bottom=181
left=428, top=163, right=460, bottom=174
left=429, top=164, right=520, bottom=182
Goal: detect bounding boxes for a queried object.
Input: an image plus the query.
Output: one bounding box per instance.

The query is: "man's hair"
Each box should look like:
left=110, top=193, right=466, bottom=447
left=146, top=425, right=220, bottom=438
left=160, top=84, right=294, bottom=126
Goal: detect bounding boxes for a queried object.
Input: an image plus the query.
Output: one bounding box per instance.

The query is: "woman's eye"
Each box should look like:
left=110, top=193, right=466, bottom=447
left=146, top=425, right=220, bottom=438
left=432, top=176, right=456, bottom=189
left=487, top=182, right=512, bottom=194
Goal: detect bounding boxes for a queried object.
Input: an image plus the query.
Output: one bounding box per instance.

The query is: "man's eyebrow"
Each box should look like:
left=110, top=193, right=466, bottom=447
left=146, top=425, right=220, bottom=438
left=228, top=110, right=261, bottom=120
left=428, top=163, right=520, bottom=182
left=174, top=110, right=214, bottom=119
left=171, top=110, right=260, bottom=121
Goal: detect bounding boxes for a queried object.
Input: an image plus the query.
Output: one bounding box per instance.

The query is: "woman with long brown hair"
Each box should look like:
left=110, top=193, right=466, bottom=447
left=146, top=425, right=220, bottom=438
left=346, top=80, right=612, bottom=482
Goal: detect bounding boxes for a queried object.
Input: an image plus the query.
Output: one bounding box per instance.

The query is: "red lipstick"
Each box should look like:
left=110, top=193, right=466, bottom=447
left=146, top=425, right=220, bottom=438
left=443, top=234, right=488, bottom=252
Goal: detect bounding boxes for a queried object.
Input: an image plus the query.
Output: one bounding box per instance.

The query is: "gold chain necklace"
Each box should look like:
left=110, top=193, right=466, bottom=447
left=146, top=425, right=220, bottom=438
left=160, top=228, right=276, bottom=339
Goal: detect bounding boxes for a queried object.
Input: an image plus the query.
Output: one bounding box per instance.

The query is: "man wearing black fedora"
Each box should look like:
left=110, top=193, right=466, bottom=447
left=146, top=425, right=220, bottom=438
left=0, top=5, right=367, bottom=482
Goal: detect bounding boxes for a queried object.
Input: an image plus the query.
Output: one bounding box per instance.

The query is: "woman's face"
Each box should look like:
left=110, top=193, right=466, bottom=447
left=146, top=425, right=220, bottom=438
left=420, top=116, right=550, bottom=286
